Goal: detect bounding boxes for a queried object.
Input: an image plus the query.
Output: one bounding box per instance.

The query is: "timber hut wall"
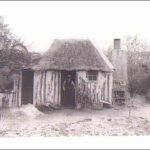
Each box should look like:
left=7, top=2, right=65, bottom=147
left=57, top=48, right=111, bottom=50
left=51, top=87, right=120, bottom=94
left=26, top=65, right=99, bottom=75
left=8, top=72, right=22, bottom=107
left=9, top=70, right=112, bottom=109
left=76, top=71, right=112, bottom=109
left=33, top=70, right=61, bottom=107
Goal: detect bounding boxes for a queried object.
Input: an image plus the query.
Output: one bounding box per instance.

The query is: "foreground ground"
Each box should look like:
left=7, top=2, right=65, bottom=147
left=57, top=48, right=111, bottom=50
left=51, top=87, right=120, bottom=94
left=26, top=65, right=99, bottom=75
left=0, top=95, right=150, bottom=137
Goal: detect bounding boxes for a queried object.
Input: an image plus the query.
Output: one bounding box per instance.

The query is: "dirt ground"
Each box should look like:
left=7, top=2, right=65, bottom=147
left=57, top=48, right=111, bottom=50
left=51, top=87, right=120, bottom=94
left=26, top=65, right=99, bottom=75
left=0, top=95, right=150, bottom=137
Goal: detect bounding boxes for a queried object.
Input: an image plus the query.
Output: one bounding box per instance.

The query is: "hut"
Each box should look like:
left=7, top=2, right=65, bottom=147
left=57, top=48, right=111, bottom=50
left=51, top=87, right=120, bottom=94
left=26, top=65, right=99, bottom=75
left=11, top=39, right=114, bottom=109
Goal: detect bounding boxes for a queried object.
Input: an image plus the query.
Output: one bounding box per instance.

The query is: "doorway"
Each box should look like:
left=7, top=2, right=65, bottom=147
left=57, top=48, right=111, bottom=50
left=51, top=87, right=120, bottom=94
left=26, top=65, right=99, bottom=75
left=61, top=71, right=76, bottom=108
left=21, top=69, right=34, bottom=105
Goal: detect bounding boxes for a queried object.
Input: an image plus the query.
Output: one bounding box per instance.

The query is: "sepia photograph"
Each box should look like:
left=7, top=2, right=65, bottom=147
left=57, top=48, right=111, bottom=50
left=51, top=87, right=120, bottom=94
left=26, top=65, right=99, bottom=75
left=0, top=0, right=150, bottom=148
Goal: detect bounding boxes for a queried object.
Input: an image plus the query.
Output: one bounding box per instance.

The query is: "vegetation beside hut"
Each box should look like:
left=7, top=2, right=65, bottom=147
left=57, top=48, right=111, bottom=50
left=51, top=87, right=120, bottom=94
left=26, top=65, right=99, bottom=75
left=0, top=16, right=41, bottom=93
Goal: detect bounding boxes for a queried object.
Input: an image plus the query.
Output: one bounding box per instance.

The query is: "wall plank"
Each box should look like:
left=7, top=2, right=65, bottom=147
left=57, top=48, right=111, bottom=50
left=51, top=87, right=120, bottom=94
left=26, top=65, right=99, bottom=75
left=34, top=70, right=61, bottom=107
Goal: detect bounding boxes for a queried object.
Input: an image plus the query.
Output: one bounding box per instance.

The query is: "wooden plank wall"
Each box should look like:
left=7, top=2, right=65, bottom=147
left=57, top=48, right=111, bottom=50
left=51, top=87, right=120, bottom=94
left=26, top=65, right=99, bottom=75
left=4, top=70, right=112, bottom=109
left=7, top=72, right=22, bottom=107
left=108, top=73, right=113, bottom=103
left=10, top=72, right=22, bottom=107
left=33, top=70, right=61, bottom=107
left=0, top=72, right=23, bottom=108
left=76, top=71, right=112, bottom=109
left=0, top=92, right=16, bottom=108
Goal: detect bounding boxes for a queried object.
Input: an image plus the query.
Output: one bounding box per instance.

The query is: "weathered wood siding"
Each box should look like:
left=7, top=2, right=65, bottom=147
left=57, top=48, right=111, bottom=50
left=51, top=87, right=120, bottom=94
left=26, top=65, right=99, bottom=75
left=76, top=71, right=112, bottom=109
left=4, top=70, right=112, bottom=109
left=0, top=92, right=16, bottom=108
left=12, top=72, right=22, bottom=107
left=0, top=72, right=22, bottom=108
left=33, top=70, right=61, bottom=107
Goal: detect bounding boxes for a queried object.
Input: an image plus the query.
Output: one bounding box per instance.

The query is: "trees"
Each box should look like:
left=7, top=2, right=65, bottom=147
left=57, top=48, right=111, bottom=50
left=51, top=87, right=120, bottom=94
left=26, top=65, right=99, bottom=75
left=0, top=16, right=31, bottom=92
left=124, top=35, right=150, bottom=97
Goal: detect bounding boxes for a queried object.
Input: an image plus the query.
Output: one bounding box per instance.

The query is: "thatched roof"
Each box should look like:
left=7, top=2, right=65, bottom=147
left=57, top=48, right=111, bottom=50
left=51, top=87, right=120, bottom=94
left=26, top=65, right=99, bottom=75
left=32, top=39, right=113, bottom=72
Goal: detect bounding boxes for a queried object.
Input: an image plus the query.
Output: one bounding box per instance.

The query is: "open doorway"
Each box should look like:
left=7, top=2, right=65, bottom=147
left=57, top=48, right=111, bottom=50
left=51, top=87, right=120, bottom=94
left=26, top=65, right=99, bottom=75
left=21, top=69, right=34, bottom=105
left=61, top=71, right=76, bottom=108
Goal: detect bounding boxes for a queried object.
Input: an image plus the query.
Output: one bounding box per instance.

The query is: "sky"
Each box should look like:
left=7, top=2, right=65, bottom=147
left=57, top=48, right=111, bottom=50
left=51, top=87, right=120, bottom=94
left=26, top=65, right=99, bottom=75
left=0, top=1, right=150, bottom=53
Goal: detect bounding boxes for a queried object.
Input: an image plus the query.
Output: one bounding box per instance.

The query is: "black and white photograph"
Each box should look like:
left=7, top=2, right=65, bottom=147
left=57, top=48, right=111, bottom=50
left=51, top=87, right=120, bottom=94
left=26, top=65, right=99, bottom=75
left=0, top=0, right=150, bottom=149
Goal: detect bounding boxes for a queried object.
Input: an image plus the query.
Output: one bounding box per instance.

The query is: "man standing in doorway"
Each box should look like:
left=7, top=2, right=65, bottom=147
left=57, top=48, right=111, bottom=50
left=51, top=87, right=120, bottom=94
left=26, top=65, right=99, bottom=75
left=63, top=74, right=75, bottom=107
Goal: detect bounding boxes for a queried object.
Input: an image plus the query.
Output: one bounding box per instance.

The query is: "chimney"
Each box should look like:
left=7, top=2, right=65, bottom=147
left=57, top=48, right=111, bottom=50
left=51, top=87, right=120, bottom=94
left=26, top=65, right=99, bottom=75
left=114, top=39, right=121, bottom=50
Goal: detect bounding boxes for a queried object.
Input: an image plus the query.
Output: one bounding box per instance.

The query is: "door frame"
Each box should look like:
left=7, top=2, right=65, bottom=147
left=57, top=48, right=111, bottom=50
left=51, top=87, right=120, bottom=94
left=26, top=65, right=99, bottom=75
left=61, top=70, right=77, bottom=108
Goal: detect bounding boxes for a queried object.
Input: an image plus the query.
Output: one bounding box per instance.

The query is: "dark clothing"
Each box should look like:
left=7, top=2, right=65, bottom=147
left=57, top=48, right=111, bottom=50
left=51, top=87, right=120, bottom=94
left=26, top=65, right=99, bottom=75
left=63, top=80, right=74, bottom=91
left=63, top=79, right=75, bottom=107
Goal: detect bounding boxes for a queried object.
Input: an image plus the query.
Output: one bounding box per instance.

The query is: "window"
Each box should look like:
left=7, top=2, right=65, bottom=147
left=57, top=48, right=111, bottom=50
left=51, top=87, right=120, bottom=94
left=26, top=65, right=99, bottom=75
left=115, top=91, right=125, bottom=97
left=114, top=80, right=125, bottom=86
left=87, top=70, right=98, bottom=81
left=120, top=81, right=125, bottom=86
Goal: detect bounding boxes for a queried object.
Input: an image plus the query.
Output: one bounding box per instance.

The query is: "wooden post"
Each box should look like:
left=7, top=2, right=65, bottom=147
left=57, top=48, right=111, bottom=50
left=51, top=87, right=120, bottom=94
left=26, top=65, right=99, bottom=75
left=18, top=71, right=22, bottom=107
